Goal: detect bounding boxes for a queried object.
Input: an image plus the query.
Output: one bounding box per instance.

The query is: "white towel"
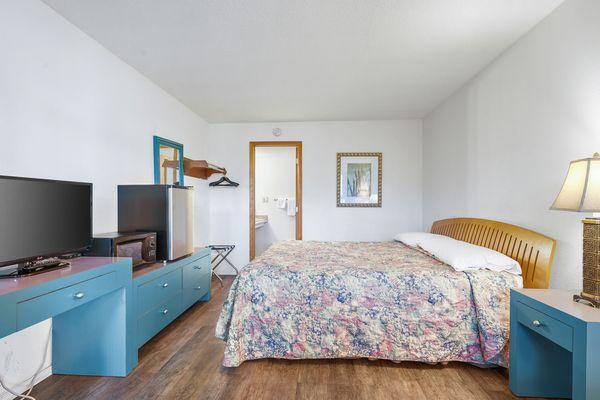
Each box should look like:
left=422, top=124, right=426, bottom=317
left=286, top=197, right=296, bottom=216
left=276, top=198, right=287, bottom=209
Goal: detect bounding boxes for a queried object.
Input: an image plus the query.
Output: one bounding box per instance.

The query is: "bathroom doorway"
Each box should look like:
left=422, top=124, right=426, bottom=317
left=249, top=141, right=302, bottom=260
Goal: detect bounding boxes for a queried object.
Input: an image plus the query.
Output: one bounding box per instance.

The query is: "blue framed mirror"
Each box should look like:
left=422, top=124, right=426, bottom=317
left=153, top=136, right=184, bottom=185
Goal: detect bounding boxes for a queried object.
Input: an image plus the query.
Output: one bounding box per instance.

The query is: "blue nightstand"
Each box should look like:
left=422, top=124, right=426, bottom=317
left=510, top=289, right=600, bottom=399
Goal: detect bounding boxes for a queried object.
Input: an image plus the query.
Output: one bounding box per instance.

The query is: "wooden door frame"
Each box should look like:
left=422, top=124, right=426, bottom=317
left=250, top=141, right=302, bottom=260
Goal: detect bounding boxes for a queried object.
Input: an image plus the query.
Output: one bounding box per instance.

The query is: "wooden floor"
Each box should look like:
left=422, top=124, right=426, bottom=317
left=31, top=276, right=544, bottom=400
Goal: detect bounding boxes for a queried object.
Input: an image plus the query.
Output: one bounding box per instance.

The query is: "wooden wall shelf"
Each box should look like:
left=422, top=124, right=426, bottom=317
left=184, top=158, right=226, bottom=180
left=162, top=158, right=227, bottom=180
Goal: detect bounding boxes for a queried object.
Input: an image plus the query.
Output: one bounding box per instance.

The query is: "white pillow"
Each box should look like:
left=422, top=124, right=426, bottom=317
left=420, top=237, right=521, bottom=275
left=393, top=232, right=449, bottom=247
left=394, top=232, right=522, bottom=275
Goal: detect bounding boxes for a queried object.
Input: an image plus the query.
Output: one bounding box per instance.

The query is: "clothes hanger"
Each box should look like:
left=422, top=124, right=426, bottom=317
left=209, top=175, right=239, bottom=187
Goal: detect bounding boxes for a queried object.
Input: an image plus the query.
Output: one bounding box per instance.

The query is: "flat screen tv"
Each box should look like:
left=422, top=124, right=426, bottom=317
left=0, top=175, right=92, bottom=268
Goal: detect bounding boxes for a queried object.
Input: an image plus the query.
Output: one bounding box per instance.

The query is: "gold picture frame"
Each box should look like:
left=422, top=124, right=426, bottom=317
left=336, top=152, right=382, bottom=207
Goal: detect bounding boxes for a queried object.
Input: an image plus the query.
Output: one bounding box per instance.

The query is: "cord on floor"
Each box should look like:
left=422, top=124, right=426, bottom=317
left=0, top=327, right=51, bottom=400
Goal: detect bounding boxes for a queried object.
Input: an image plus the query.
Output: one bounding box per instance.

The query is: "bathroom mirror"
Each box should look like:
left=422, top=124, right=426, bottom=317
left=153, top=136, right=184, bottom=185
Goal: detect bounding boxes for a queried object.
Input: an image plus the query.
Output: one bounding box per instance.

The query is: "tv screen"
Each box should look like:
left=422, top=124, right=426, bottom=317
left=0, top=176, right=92, bottom=267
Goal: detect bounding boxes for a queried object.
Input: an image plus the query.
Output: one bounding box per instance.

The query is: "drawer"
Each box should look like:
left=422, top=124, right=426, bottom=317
left=182, top=255, right=210, bottom=283
left=17, top=272, right=118, bottom=330
left=137, top=293, right=181, bottom=348
left=517, top=301, right=573, bottom=351
left=182, top=273, right=211, bottom=310
left=136, top=268, right=182, bottom=317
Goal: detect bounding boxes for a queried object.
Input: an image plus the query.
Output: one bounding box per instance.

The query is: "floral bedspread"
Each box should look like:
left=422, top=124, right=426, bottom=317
left=216, top=241, right=521, bottom=367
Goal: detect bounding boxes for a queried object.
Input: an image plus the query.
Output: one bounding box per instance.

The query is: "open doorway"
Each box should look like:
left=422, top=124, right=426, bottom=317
left=250, top=141, right=302, bottom=260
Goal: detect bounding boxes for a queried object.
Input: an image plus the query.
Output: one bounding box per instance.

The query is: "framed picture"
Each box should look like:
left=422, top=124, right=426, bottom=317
left=336, top=152, right=382, bottom=207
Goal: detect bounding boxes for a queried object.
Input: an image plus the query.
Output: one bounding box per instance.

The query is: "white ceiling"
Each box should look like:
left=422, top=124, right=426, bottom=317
left=43, top=0, right=563, bottom=123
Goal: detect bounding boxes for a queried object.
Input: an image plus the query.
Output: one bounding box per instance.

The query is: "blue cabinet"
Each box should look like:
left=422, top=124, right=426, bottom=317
left=17, top=271, right=119, bottom=329
left=137, top=294, right=182, bottom=347
left=0, top=257, right=137, bottom=377
left=0, top=249, right=211, bottom=378
left=514, top=301, right=573, bottom=351
left=510, top=289, right=600, bottom=400
left=136, top=268, right=182, bottom=316
left=133, top=248, right=211, bottom=348
left=182, top=257, right=211, bottom=310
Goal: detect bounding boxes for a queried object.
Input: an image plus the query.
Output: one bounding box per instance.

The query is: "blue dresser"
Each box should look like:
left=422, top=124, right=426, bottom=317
left=0, top=257, right=137, bottom=376
left=0, top=248, right=211, bottom=378
left=133, top=247, right=211, bottom=348
left=510, top=289, right=600, bottom=400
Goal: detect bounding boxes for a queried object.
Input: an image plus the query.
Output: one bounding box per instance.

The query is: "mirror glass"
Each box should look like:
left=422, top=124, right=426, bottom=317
left=159, top=144, right=180, bottom=185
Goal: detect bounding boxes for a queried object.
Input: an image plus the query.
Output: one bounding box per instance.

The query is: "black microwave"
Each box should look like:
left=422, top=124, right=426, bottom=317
left=88, top=232, right=156, bottom=267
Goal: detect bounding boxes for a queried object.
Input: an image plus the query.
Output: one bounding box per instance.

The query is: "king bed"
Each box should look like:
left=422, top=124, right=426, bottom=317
left=216, top=218, right=556, bottom=367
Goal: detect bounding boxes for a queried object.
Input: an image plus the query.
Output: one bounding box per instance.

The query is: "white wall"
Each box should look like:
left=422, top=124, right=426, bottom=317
left=208, top=120, right=423, bottom=274
left=423, top=0, right=600, bottom=290
left=255, top=147, right=297, bottom=256
left=0, top=1, right=209, bottom=397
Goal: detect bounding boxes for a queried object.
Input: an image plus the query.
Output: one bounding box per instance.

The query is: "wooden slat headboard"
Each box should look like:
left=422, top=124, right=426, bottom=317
left=431, top=218, right=556, bottom=289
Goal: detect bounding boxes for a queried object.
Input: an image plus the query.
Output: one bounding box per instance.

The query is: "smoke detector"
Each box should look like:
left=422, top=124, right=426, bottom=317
left=272, top=128, right=282, bottom=137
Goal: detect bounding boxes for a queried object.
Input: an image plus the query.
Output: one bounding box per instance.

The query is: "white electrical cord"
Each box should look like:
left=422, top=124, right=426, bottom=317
left=0, top=378, right=35, bottom=400
left=0, top=326, right=51, bottom=400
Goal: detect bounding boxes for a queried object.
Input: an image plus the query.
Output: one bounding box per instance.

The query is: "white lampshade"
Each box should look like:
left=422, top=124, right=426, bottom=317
left=551, top=153, right=600, bottom=212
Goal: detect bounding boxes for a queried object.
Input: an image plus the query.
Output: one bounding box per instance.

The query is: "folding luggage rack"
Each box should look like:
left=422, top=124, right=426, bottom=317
left=209, top=244, right=238, bottom=286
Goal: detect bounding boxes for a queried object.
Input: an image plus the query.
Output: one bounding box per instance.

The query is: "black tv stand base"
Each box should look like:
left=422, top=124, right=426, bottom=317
left=0, top=259, right=71, bottom=279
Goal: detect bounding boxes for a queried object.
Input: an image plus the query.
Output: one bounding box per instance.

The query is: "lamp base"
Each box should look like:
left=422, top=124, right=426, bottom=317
left=573, top=293, right=600, bottom=308
left=578, top=218, right=600, bottom=308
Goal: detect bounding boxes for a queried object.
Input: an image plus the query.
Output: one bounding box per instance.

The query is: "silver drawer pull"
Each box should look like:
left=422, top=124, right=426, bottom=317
left=195, top=286, right=202, bottom=290
left=532, top=320, right=542, bottom=327
left=162, top=309, right=169, bottom=315
left=74, top=292, right=85, bottom=299
left=193, top=266, right=202, bottom=270
left=162, top=283, right=169, bottom=288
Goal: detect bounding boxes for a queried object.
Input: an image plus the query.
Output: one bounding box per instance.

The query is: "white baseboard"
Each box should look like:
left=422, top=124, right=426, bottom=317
left=0, top=366, right=52, bottom=400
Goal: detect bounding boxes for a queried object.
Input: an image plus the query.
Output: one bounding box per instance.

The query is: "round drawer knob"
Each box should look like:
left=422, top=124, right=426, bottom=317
left=74, top=292, right=85, bottom=299
left=162, top=309, right=169, bottom=315
left=162, top=283, right=169, bottom=288
left=532, top=320, right=541, bottom=327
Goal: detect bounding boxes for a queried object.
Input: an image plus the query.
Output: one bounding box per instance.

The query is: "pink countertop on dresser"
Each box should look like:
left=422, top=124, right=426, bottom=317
left=0, top=257, right=129, bottom=296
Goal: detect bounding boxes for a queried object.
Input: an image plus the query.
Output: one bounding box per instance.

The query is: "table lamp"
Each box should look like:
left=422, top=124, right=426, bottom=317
left=550, top=152, right=600, bottom=307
